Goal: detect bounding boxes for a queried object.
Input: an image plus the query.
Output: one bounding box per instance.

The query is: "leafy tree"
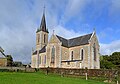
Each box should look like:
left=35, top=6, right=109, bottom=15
left=100, top=60, right=115, bottom=69
left=110, top=52, right=120, bottom=67
left=6, top=55, right=13, bottom=66
left=100, top=52, right=120, bottom=69
left=13, top=61, right=22, bottom=67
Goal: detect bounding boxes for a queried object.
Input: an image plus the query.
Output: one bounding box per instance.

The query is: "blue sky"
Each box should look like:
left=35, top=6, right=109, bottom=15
left=0, top=0, right=120, bottom=64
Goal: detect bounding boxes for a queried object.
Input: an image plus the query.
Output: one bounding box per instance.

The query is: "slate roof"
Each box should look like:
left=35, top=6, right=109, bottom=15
left=39, top=46, right=46, bottom=53
left=56, top=33, right=92, bottom=48
left=0, top=47, right=6, bottom=57
left=40, top=13, right=49, bottom=33
left=36, top=13, right=49, bottom=33
left=0, top=52, right=6, bottom=58
left=33, top=46, right=46, bottom=55
left=33, top=33, right=92, bottom=55
left=56, top=35, right=68, bottom=47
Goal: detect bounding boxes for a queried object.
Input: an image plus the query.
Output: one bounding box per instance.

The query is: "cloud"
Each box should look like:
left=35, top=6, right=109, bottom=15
left=0, top=0, right=120, bottom=64
left=100, top=40, right=120, bottom=55
left=50, top=25, right=86, bottom=39
left=109, top=0, right=120, bottom=15
left=0, top=0, right=81, bottom=64
left=60, top=0, right=90, bottom=25
left=0, top=0, right=38, bottom=64
left=103, top=0, right=120, bottom=25
left=98, top=27, right=113, bottom=40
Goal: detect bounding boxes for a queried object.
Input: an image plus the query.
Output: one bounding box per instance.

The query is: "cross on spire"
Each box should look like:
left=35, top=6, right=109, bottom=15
left=43, top=5, right=45, bottom=14
left=39, top=6, right=49, bottom=33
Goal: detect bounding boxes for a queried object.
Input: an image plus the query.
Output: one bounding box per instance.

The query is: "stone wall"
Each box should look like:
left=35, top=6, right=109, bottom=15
left=40, top=68, right=119, bottom=78
left=61, top=45, right=90, bottom=69
left=32, top=33, right=100, bottom=69
left=46, top=34, right=61, bottom=68
left=39, top=52, right=46, bottom=67
left=0, top=58, right=7, bottom=67
left=89, top=32, right=100, bottom=69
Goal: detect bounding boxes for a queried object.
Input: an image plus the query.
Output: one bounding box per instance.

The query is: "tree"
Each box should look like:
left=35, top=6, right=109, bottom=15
left=100, top=52, right=120, bottom=69
left=6, top=55, right=13, bottom=66
left=110, top=52, right=120, bottom=68
left=100, top=60, right=115, bottom=69
left=13, top=61, right=22, bottom=67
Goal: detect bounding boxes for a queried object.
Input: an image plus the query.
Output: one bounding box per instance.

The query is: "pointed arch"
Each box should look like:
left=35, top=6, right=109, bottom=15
left=80, top=49, right=84, bottom=60
left=37, top=34, right=40, bottom=45
left=71, top=51, right=73, bottom=60
left=44, top=34, right=46, bottom=43
left=44, top=55, right=46, bottom=64
left=51, top=46, right=55, bottom=63
left=39, top=56, right=41, bottom=64
left=93, top=43, right=96, bottom=61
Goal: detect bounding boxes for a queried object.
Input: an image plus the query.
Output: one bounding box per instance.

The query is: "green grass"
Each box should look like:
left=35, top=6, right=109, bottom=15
left=0, top=72, right=108, bottom=84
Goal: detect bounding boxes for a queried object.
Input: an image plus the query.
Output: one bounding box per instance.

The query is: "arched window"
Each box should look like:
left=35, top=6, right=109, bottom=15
left=71, top=51, right=73, bottom=60
left=44, top=55, right=46, bottom=64
left=37, top=34, right=40, bottom=44
left=51, top=46, right=55, bottom=63
left=44, top=34, right=46, bottom=43
left=80, top=49, right=84, bottom=60
left=39, top=56, right=41, bottom=64
left=93, top=43, right=96, bottom=61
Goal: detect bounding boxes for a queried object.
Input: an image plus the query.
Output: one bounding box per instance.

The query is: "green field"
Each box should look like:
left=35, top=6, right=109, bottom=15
left=0, top=72, right=108, bottom=84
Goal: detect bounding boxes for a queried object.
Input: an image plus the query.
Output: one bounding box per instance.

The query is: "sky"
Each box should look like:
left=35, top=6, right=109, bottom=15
left=0, top=0, right=120, bottom=64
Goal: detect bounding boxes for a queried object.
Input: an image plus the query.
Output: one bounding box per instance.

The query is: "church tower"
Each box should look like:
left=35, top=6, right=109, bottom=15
left=36, top=11, right=49, bottom=50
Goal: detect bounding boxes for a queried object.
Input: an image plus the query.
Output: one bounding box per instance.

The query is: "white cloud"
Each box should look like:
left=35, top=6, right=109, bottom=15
left=0, top=0, right=120, bottom=64
left=100, top=40, right=120, bottom=55
left=0, top=0, right=39, bottom=64
left=50, top=25, right=86, bottom=39
left=0, top=0, right=74, bottom=64
left=60, top=0, right=90, bottom=25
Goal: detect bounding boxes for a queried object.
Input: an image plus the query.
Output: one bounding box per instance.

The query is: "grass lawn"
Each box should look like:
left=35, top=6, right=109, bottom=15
left=0, top=72, right=108, bottom=84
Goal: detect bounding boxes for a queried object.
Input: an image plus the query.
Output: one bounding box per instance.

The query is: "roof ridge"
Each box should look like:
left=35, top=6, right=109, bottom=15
left=56, top=33, right=92, bottom=41
left=68, top=33, right=92, bottom=40
left=56, top=33, right=92, bottom=48
left=56, top=35, right=68, bottom=40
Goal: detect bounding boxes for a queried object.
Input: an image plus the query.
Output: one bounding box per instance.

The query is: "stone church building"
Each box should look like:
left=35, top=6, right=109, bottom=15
left=31, top=12, right=100, bottom=69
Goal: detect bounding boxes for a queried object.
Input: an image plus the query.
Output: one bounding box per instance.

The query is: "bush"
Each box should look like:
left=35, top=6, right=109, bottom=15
left=0, top=69, right=9, bottom=72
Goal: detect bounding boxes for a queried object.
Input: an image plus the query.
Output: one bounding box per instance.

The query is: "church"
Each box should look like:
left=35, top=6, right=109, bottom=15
left=31, top=12, right=100, bottom=69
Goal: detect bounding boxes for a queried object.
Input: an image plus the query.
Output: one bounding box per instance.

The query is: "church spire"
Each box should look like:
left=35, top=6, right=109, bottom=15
left=39, top=6, right=48, bottom=33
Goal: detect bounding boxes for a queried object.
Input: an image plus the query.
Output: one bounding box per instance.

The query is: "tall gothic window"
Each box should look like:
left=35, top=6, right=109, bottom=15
left=37, top=34, right=40, bottom=44
left=93, top=43, right=96, bottom=61
left=80, top=49, right=84, bottom=60
left=39, top=56, right=41, bottom=64
left=71, top=51, right=73, bottom=60
left=44, top=55, right=46, bottom=64
left=51, top=46, right=55, bottom=63
left=44, top=34, right=46, bottom=43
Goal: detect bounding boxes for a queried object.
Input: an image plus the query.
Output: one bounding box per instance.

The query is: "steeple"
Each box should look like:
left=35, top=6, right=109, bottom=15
left=36, top=6, right=49, bottom=50
left=39, top=6, right=48, bottom=33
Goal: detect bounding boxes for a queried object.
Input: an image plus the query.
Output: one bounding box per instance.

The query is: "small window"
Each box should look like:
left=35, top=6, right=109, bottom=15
left=44, top=34, right=46, bottom=43
left=39, top=56, right=41, bottom=64
left=44, top=55, right=46, bottom=64
left=93, top=43, right=96, bottom=61
left=37, top=34, right=40, bottom=44
left=80, top=49, right=84, bottom=60
left=51, top=46, right=55, bottom=63
left=71, top=51, right=73, bottom=60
